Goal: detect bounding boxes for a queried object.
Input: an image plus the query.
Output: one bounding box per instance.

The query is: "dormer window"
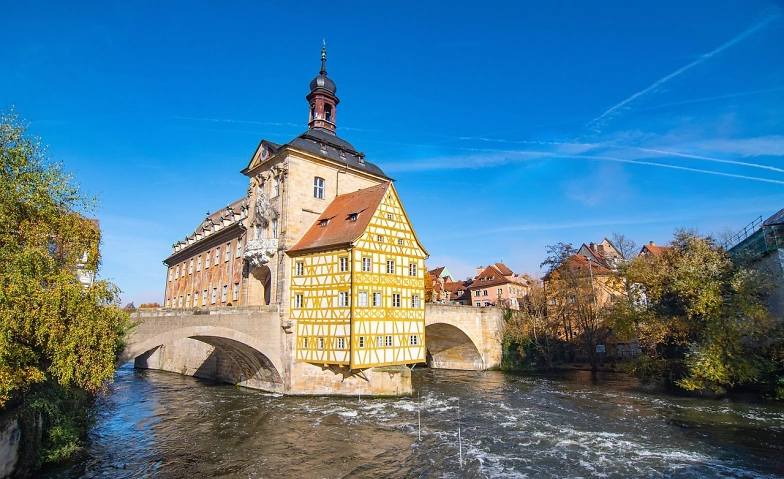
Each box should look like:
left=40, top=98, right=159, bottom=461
left=320, top=219, right=329, bottom=227
left=349, top=213, right=358, bottom=222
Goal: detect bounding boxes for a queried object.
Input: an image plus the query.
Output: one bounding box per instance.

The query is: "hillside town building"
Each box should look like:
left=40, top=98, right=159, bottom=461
left=162, top=47, right=427, bottom=371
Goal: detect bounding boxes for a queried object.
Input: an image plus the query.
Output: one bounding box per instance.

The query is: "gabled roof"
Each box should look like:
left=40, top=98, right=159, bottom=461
left=640, top=243, right=670, bottom=257
left=763, top=207, right=784, bottom=227
left=494, top=262, right=514, bottom=276
left=243, top=128, right=390, bottom=180
left=287, top=182, right=390, bottom=254
left=544, top=254, right=613, bottom=280
left=468, top=264, right=510, bottom=289
left=429, top=266, right=446, bottom=277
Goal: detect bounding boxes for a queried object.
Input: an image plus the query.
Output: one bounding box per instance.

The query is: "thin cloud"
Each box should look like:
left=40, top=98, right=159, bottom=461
left=172, top=116, right=302, bottom=128
left=585, top=10, right=782, bottom=130
left=633, top=146, right=784, bottom=173
left=633, top=87, right=784, bottom=113
left=590, top=154, right=784, bottom=185
left=694, top=136, right=784, bottom=158
left=387, top=146, right=784, bottom=185
left=413, top=135, right=784, bottom=175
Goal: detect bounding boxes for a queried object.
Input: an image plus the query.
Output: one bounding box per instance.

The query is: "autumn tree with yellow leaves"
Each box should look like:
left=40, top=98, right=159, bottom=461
left=0, top=109, right=129, bottom=467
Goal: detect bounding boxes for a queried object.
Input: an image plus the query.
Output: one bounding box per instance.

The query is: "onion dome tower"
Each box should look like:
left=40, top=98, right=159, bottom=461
left=306, top=43, right=340, bottom=132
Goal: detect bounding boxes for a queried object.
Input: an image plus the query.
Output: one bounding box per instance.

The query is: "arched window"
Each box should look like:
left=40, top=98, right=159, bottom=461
left=325, top=104, right=332, bottom=122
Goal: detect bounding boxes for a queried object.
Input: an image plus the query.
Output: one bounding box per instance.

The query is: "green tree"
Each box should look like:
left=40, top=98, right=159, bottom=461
left=618, top=230, right=780, bottom=392
left=0, top=109, right=129, bottom=463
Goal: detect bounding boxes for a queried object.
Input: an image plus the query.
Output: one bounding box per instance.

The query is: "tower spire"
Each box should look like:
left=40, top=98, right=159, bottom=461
left=307, top=42, right=339, bottom=132
left=320, top=39, right=327, bottom=75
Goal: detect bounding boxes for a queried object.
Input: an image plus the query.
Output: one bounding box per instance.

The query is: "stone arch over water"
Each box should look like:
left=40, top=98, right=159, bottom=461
left=119, top=326, right=284, bottom=392
left=424, top=322, right=484, bottom=370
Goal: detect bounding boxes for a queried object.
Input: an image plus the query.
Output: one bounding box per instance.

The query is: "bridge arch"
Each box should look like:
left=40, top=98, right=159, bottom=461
left=119, top=326, right=284, bottom=391
left=425, top=322, right=484, bottom=370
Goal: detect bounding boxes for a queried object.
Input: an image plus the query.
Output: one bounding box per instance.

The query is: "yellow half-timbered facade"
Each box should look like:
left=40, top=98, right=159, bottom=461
left=288, top=182, right=428, bottom=369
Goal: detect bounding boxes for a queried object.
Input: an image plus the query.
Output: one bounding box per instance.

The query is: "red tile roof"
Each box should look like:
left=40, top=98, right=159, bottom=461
left=544, top=254, right=613, bottom=280
left=429, top=266, right=446, bottom=277
left=288, top=182, right=391, bottom=253
left=494, top=262, right=514, bottom=276
left=641, top=244, right=670, bottom=257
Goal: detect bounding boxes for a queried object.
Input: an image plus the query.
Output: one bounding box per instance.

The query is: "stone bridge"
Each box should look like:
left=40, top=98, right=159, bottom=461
left=122, top=304, right=504, bottom=395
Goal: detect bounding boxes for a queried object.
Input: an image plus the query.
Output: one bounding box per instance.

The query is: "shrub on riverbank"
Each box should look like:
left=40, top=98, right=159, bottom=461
left=0, top=109, right=129, bottom=474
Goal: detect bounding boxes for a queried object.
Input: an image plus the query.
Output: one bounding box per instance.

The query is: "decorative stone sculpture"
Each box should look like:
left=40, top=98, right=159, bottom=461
left=244, top=238, right=278, bottom=270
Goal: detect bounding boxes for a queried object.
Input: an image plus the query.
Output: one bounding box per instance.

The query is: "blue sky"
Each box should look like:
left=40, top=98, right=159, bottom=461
left=2, top=1, right=783, bottom=304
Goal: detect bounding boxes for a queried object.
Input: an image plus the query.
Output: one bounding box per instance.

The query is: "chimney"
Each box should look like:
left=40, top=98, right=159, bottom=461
left=649, top=241, right=655, bottom=246
left=476, top=266, right=484, bottom=277
left=590, top=242, right=597, bottom=251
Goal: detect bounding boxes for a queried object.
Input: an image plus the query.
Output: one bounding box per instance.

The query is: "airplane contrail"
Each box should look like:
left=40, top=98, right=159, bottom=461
left=585, top=11, right=781, bottom=130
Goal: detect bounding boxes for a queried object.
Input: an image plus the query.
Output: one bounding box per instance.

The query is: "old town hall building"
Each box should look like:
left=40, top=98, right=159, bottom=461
left=163, top=48, right=429, bottom=369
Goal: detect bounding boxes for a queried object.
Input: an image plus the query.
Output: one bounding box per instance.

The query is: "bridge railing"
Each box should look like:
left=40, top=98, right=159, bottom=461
left=131, top=305, right=279, bottom=319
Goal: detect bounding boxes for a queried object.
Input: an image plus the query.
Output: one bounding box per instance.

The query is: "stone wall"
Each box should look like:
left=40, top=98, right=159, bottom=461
left=0, top=414, right=20, bottom=479
left=757, top=250, right=784, bottom=320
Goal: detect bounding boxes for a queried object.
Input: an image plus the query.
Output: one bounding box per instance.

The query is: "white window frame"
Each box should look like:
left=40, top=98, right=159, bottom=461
left=196, top=255, right=202, bottom=272
left=386, top=260, right=395, bottom=274
left=214, top=247, right=220, bottom=265
left=186, top=294, right=191, bottom=308
left=358, top=336, right=365, bottom=348
left=233, top=283, right=239, bottom=301
left=273, top=177, right=279, bottom=197
left=202, top=290, right=208, bottom=306
left=314, top=177, right=325, bottom=199
left=392, top=293, right=401, bottom=308
left=295, top=294, right=303, bottom=308
left=211, top=288, right=218, bottom=305
left=358, top=291, right=368, bottom=307
left=339, top=291, right=349, bottom=307
left=337, top=337, right=345, bottom=350
left=377, top=336, right=384, bottom=347
left=225, top=243, right=231, bottom=262
left=410, top=335, right=419, bottom=346
left=362, top=257, right=371, bottom=272
left=409, top=263, right=417, bottom=277
left=222, top=285, right=228, bottom=302
left=339, top=257, right=349, bottom=272
left=373, top=292, right=382, bottom=307
left=412, top=295, right=420, bottom=308
left=193, top=291, right=199, bottom=306
left=317, top=337, right=324, bottom=350
left=236, top=238, right=243, bottom=258
left=385, top=335, right=393, bottom=347
left=272, top=218, right=278, bottom=239
left=205, top=252, right=210, bottom=268
left=296, top=262, right=304, bottom=276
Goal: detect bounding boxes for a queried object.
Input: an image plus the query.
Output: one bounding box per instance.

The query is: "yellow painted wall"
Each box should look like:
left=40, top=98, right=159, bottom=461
left=290, top=184, right=427, bottom=369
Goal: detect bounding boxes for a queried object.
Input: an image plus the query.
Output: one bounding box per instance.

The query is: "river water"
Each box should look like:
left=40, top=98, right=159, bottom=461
left=44, top=364, right=784, bottom=478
